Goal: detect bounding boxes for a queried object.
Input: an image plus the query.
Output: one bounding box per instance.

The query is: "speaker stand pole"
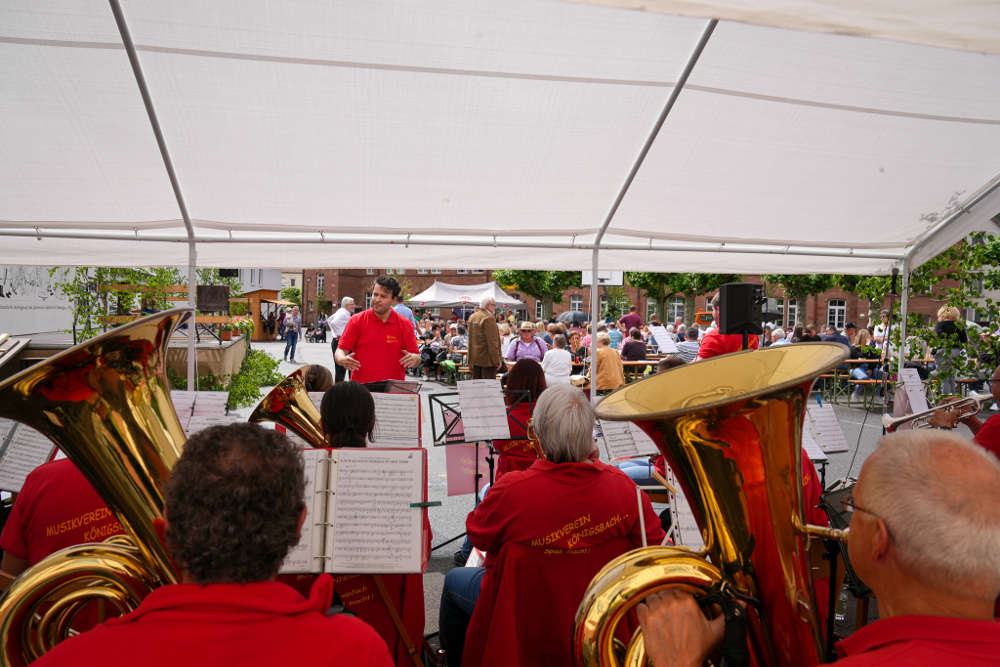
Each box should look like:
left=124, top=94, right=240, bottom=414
left=741, top=332, right=749, bottom=351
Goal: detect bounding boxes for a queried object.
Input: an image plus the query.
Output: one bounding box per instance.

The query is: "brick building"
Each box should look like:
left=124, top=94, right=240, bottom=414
left=298, top=268, right=949, bottom=332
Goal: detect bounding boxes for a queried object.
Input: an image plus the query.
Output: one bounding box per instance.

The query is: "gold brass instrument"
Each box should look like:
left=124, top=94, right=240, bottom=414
left=576, top=343, right=848, bottom=667
left=0, top=308, right=192, bottom=665
left=248, top=368, right=326, bottom=447
left=881, top=392, right=993, bottom=432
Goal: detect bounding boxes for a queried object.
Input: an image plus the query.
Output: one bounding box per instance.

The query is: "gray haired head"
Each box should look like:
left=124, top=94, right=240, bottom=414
left=531, top=384, right=594, bottom=464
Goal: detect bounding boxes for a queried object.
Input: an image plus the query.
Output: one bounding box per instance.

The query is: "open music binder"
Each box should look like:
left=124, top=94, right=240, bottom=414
left=280, top=447, right=428, bottom=575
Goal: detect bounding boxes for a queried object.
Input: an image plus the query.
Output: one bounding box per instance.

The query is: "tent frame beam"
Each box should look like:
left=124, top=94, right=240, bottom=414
left=589, top=18, right=718, bottom=400
left=110, top=0, right=198, bottom=389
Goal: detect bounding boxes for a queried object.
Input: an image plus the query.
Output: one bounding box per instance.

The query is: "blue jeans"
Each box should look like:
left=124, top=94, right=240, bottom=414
left=284, top=331, right=298, bottom=360
left=439, top=566, right=485, bottom=666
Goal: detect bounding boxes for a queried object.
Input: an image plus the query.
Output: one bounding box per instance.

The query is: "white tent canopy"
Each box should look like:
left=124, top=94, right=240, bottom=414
left=407, top=281, right=523, bottom=308
left=1, top=0, right=999, bottom=276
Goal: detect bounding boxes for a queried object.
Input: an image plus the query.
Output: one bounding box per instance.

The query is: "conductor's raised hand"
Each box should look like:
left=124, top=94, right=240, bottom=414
left=400, top=351, right=422, bottom=369
left=636, top=589, right=725, bottom=667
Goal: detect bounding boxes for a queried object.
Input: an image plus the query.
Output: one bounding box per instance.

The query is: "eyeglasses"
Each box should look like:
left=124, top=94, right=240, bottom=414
left=841, top=495, right=894, bottom=540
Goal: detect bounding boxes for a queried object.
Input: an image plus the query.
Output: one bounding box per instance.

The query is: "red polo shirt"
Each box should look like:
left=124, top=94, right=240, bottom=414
left=337, top=308, right=419, bottom=384
left=33, top=575, right=392, bottom=667
left=697, top=328, right=758, bottom=359
left=0, top=459, right=124, bottom=565
left=835, top=614, right=1000, bottom=665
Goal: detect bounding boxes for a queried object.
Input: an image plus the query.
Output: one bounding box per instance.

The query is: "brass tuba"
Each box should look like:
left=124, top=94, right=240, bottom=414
left=247, top=368, right=326, bottom=448
left=575, top=343, right=848, bottom=666
left=0, top=308, right=192, bottom=666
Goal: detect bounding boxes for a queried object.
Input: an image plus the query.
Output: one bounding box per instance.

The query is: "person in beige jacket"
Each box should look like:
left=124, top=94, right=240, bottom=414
left=466, top=296, right=502, bottom=379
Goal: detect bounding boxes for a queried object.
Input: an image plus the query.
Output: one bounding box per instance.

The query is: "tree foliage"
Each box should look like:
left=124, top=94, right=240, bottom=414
left=493, top=270, right=579, bottom=318
left=761, top=274, right=836, bottom=300
left=626, top=272, right=741, bottom=320
left=280, top=286, right=302, bottom=306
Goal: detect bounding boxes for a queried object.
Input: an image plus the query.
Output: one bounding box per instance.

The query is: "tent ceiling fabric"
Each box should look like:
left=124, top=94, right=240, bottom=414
left=1, top=0, right=998, bottom=273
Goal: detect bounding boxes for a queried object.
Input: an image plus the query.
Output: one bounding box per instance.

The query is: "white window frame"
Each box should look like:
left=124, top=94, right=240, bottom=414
left=431, top=269, right=442, bottom=275
left=386, top=268, right=404, bottom=275
left=316, top=273, right=324, bottom=297
left=827, top=299, right=847, bottom=329
left=365, top=268, right=376, bottom=275
left=667, top=297, right=685, bottom=323
left=365, top=291, right=373, bottom=309
left=535, top=301, right=544, bottom=319
left=417, top=269, right=429, bottom=275
left=646, top=301, right=657, bottom=320
left=778, top=298, right=799, bottom=327
left=471, top=269, right=484, bottom=274
left=456, top=269, right=469, bottom=275
left=570, top=295, right=583, bottom=312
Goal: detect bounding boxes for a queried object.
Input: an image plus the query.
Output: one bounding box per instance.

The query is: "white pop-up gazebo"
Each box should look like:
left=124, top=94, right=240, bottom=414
left=408, top=282, right=523, bottom=309
left=2, top=0, right=999, bottom=385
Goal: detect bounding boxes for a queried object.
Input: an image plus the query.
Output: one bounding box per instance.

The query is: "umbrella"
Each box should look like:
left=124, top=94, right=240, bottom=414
left=556, top=311, right=589, bottom=325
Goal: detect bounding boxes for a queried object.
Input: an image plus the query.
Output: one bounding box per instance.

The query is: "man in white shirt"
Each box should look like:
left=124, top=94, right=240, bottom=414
left=327, top=297, right=355, bottom=383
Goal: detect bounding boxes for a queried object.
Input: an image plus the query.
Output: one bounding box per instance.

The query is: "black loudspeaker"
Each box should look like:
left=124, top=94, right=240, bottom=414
left=218, top=268, right=239, bottom=278
left=718, top=282, right=763, bottom=335
left=196, top=285, right=230, bottom=313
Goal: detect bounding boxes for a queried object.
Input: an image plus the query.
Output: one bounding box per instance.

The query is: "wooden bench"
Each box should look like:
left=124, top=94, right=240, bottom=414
left=848, top=379, right=882, bottom=408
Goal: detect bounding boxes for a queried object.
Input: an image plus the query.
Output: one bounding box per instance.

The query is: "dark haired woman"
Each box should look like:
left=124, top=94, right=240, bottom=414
left=495, top=359, right=547, bottom=480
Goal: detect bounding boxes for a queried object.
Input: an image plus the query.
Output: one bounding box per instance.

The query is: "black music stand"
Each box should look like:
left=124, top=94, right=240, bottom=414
left=426, top=388, right=530, bottom=552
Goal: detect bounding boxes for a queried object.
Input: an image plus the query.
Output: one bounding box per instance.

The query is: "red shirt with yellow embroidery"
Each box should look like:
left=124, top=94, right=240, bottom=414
left=463, top=459, right=664, bottom=667
left=0, top=459, right=123, bottom=565
left=337, top=308, right=419, bottom=384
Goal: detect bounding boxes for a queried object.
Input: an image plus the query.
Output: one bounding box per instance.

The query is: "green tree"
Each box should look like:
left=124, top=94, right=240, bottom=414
left=492, top=270, right=579, bottom=319
left=626, top=273, right=741, bottom=322
left=761, top=274, right=836, bottom=327
left=280, top=286, right=302, bottom=306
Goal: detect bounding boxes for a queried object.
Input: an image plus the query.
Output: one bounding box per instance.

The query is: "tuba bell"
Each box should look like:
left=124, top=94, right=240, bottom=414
left=247, top=368, right=326, bottom=448
left=575, top=343, right=848, bottom=666
left=0, top=308, right=192, bottom=666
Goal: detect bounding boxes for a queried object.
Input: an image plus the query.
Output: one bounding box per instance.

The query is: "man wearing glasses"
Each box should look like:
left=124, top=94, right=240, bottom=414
left=636, top=430, right=1000, bottom=665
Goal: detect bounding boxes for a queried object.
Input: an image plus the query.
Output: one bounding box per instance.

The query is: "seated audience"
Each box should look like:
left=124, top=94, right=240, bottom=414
left=567, top=330, right=587, bottom=374
left=440, top=385, right=665, bottom=667
left=674, top=327, right=702, bottom=362
left=769, top=327, right=790, bottom=347
left=593, top=332, right=626, bottom=394
left=619, top=327, right=648, bottom=362
left=506, top=322, right=547, bottom=364
left=541, top=334, right=572, bottom=385
left=636, top=430, right=1000, bottom=666
left=35, top=423, right=391, bottom=666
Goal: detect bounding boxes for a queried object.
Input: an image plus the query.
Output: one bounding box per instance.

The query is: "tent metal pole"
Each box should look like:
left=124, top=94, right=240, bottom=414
left=896, top=258, right=910, bottom=388
left=906, top=174, right=1000, bottom=266
left=588, top=18, right=717, bottom=402
left=110, top=0, right=198, bottom=389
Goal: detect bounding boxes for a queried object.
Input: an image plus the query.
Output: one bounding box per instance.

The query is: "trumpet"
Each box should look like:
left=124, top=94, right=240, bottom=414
left=882, top=392, right=994, bottom=432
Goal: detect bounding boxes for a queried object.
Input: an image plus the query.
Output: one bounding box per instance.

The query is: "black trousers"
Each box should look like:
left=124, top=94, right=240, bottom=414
left=330, top=337, right=348, bottom=383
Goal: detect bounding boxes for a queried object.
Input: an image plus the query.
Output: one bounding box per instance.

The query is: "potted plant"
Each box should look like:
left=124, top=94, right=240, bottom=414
left=220, top=322, right=234, bottom=341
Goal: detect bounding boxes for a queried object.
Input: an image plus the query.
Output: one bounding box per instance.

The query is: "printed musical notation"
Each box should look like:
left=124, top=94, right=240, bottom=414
left=599, top=420, right=659, bottom=460
left=280, top=448, right=427, bottom=575
left=804, top=403, right=848, bottom=454
left=370, top=393, right=421, bottom=447
left=0, top=423, right=56, bottom=492
left=456, top=380, right=510, bottom=442
left=899, top=367, right=929, bottom=414
left=648, top=326, right=678, bottom=354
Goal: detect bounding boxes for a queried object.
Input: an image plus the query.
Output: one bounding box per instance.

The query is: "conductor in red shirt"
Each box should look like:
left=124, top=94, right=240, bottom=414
left=35, top=423, right=392, bottom=667
left=636, top=430, right=1000, bottom=666
left=335, top=275, right=421, bottom=384
left=696, top=292, right=758, bottom=360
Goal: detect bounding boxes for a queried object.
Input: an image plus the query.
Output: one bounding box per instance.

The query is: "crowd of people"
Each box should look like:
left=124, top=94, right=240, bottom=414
left=6, top=275, right=998, bottom=667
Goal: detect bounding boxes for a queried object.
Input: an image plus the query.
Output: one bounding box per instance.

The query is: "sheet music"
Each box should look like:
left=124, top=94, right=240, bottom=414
left=649, top=326, right=678, bottom=354
left=805, top=404, right=849, bottom=454
left=666, top=466, right=704, bottom=551
left=370, top=393, right=421, bottom=447
left=326, top=448, right=424, bottom=573
left=800, top=423, right=829, bottom=463
left=600, top=420, right=639, bottom=459
left=0, top=424, right=56, bottom=492
left=308, top=392, right=325, bottom=412
left=900, top=367, right=929, bottom=413
left=185, top=414, right=241, bottom=437
left=280, top=449, right=329, bottom=573
left=628, top=423, right=660, bottom=456
left=456, top=380, right=510, bottom=441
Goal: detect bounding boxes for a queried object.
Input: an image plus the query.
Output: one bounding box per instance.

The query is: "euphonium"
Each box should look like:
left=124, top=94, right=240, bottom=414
left=575, top=343, right=848, bottom=666
left=0, top=308, right=193, bottom=666
left=248, top=368, right=325, bottom=447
